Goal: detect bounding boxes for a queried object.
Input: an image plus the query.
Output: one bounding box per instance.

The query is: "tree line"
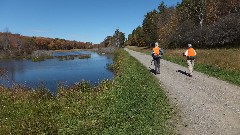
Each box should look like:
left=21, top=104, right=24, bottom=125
left=98, top=29, right=125, bottom=48
left=125, top=0, right=240, bottom=49
left=0, top=31, right=93, bottom=57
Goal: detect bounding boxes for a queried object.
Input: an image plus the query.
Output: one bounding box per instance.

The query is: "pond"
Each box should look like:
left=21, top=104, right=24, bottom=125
left=0, top=51, right=114, bottom=94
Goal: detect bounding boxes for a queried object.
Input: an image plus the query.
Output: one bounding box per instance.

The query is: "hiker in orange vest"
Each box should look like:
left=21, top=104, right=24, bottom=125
left=151, top=42, right=161, bottom=74
left=184, top=44, right=197, bottom=77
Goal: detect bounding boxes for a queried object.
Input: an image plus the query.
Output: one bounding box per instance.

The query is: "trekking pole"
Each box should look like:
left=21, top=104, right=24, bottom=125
left=182, top=52, right=186, bottom=63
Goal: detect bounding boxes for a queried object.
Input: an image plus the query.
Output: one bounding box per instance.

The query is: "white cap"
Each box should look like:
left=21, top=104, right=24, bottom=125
left=155, top=42, right=159, bottom=46
left=188, top=44, right=192, bottom=48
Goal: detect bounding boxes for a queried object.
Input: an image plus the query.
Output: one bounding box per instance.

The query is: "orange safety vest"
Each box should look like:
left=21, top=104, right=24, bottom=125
left=188, top=48, right=196, bottom=56
left=153, top=47, right=160, bottom=55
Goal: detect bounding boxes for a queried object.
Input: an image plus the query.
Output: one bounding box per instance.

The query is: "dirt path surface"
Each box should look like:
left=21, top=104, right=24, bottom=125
left=125, top=48, right=240, bottom=135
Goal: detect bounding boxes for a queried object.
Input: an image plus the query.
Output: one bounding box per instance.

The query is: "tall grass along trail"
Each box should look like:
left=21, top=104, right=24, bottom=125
left=125, top=48, right=240, bottom=135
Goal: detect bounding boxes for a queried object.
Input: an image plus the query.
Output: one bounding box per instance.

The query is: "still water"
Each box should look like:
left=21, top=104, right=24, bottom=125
left=0, top=51, right=114, bottom=94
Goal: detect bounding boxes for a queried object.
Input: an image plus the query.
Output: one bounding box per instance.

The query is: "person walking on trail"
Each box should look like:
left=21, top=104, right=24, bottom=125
left=151, top=42, right=162, bottom=74
left=184, top=44, right=197, bottom=77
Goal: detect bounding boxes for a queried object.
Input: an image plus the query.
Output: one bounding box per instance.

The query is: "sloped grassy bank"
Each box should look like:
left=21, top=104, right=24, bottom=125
left=0, top=49, right=174, bottom=134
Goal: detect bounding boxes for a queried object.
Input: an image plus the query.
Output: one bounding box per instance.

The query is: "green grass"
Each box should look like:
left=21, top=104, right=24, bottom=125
left=0, top=49, right=174, bottom=134
left=194, top=63, right=240, bottom=85
left=96, top=50, right=174, bottom=134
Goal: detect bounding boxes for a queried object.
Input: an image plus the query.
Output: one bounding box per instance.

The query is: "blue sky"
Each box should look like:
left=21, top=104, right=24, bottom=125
left=0, top=0, right=181, bottom=44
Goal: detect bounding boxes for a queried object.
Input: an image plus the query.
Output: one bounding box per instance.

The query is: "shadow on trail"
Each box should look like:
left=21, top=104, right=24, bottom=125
left=149, top=67, right=157, bottom=75
left=176, top=70, right=191, bottom=77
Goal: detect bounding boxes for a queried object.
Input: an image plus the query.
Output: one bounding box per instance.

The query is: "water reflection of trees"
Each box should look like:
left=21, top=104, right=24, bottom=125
left=0, top=60, right=26, bottom=83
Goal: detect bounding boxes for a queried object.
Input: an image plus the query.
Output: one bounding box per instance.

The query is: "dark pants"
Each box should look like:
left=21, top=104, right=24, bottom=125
left=154, top=57, right=160, bottom=74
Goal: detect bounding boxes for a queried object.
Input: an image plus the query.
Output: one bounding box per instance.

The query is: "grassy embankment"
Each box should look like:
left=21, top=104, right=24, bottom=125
left=0, top=49, right=174, bottom=134
left=127, top=46, right=240, bottom=86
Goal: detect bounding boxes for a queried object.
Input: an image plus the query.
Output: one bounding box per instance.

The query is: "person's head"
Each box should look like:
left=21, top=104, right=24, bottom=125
left=188, top=44, right=192, bottom=48
left=155, top=42, right=159, bottom=47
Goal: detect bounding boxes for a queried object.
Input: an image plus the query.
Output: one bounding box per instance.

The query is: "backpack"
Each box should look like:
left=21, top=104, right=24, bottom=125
left=160, top=48, right=164, bottom=55
left=152, top=48, right=164, bottom=59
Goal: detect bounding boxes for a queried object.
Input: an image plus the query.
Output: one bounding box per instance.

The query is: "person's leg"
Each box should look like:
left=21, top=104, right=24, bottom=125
left=157, top=58, right=160, bottom=74
left=191, top=59, right=195, bottom=75
left=154, top=59, right=157, bottom=74
left=187, top=60, right=193, bottom=76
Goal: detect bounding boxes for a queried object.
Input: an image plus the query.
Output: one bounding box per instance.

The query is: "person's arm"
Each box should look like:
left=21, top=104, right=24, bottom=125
left=184, top=50, right=188, bottom=56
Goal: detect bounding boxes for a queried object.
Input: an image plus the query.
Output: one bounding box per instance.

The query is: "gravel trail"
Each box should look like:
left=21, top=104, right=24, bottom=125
left=125, top=48, right=240, bottom=135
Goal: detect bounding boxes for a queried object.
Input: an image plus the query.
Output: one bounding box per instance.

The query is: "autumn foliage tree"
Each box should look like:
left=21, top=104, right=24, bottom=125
left=142, top=10, right=159, bottom=47
left=0, top=32, right=93, bottom=58
left=126, top=0, right=240, bottom=49
left=100, top=29, right=125, bottom=48
left=125, top=26, right=145, bottom=47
